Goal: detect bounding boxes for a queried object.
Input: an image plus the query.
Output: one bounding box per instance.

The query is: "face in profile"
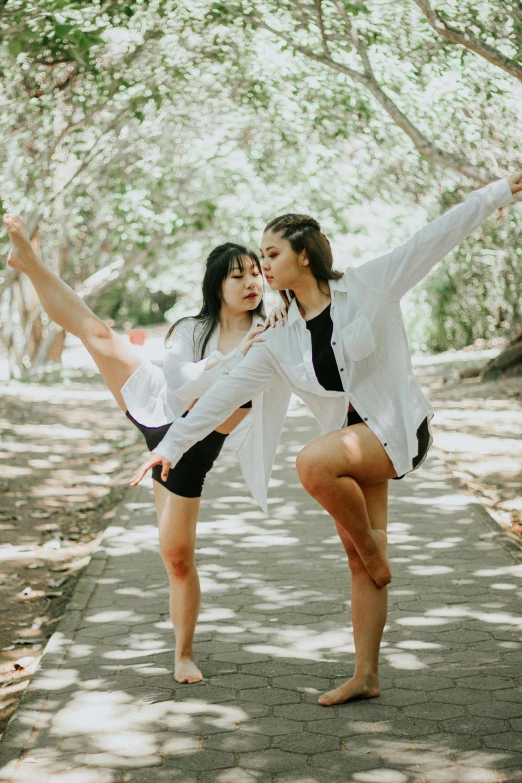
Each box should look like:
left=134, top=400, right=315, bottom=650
left=260, top=230, right=307, bottom=291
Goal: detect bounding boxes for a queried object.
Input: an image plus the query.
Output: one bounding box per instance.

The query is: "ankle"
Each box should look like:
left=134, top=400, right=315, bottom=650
left=175, top=649, right=194, bottom=662
left=353, top=669, right=379, bottom=682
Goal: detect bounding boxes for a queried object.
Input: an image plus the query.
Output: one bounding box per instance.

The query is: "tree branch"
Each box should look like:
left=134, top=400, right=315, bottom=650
left=315, top=0, right=330, bottom=56
left=412, top=0, right=522, bottom=83
left=222, top=4, right=495, bottom=183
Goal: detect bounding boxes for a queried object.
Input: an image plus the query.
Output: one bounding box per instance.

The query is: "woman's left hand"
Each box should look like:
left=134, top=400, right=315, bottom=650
left=131, top=452, right=172, bottom=486
left=265, top=301, right=288, bottom=328
left=507, top=171, right=522, bottom=201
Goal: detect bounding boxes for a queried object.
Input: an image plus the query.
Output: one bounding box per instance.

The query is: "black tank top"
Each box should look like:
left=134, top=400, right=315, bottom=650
left=305, top=304, right=344, bottom=392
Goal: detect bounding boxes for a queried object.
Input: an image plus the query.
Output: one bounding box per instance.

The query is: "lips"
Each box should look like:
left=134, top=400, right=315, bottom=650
left=245, top=293, right=258, bottom=299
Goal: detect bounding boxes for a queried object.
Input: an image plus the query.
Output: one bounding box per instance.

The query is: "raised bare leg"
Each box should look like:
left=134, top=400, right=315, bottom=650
left=153, top=482, right=203, bottom=683
left=3, top=213, right=141, bottom=408
left=318, top=481, right=389, bottom=706
left=296, top=423, right=396, bottom=588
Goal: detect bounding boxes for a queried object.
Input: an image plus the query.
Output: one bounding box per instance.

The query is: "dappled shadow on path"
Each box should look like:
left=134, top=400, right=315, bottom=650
left=1, top=409, right=521, bottom=782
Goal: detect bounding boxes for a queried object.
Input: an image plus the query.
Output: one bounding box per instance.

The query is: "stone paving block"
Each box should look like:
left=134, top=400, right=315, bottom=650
left=311, top=749, right=384, bottom=773
left=74, top=752, right=163, bottom=768
left=199, top=769, right=272, bottom=783
left=240, top=718, right=305, bottom=736
left=498, top=770, right=522, bottom=783
left=456, top=749, right=522, bottom=769
left=272, top=731, right=340, bottom=754
left=422, top=769, right=500, bottom=783
left=442, top=715, right=509, bottom=735
left=484, top=733, right=522, bottom=752
left=273, top=703, right=342, bottom=722
left=403, top=702, right=466, bottom=721
left=270, top=675, right=332, bottom=692
left=125, top=771, right=197, bottom=783
left=170, top=684, right=237, bottom=703
left=456, top=675, right=513, bottom=690
left=469, top=700, right=522, bottom=720
left=238, top=661, right=303, bottom=676
left=431, top=688, right=487, bottom=706
left=392, top=675, right=455, bottom=692
left=162, top=748, right=235, bottom=770
left=242, top=686, right=304, bottom=709
left=275, top=771, right=355, bottom=783
left=239, top=749, right=308, bottom=772
left=209, top=673, right=269, bottom=690
left=204, top=731, right=271, bottom=752
left=47, top=770, right=124, bottom=783
left=376, top=689, right=430, bottom=707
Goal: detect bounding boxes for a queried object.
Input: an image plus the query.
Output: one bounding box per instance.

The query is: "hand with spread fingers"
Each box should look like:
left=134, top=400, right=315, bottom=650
left=265, top=300, right=288, bottom=328
left=238, top=324, right=267, bottom=355
left=131, top=453, right=171, bottom=486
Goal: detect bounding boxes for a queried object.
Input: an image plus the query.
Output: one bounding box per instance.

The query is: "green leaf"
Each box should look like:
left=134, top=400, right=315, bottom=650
left=8, top=37, right=23, bottom=56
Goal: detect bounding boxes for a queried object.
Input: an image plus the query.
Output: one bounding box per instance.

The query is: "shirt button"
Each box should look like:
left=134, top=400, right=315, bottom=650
left=340, top=367, right=344, bottom=372
left=384, top=442, right=388, bottom=446
left=332, top=342, right=336, bottom=346
left=364, top=417, right=368, bottom=421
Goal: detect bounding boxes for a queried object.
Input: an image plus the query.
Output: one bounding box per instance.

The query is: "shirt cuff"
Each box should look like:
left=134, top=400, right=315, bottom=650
left=204, top=347, right=243, bottom=382
left=469, top=178, right=514, bottom=209
left=153, top=441, right=183, bottom=467
left=492, top=178, right=514, bottom=208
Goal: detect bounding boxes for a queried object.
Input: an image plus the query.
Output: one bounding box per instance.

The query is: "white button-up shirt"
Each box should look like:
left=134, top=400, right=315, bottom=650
left=153, top=178, right=514, bottom=490
left=121, top=316, right=291, bottom=512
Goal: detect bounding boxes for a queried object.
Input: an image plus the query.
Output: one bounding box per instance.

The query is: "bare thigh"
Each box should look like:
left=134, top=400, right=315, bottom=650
left=84, top=324, right=142, bottom=412
left=153, top=481, right=200, bottom=554
left=302, top=422, right=398, bottom=486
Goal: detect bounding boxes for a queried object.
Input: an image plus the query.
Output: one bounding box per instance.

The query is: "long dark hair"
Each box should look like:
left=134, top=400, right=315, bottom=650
left=165, top=243, right=265, bottom=359
left=264, top=213, right=342, bottom=305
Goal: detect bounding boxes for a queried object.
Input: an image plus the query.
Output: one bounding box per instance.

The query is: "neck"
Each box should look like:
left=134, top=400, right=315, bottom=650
left=219, top=306, right=254, bottom=332
left=292, top=277, right=331, bottom=319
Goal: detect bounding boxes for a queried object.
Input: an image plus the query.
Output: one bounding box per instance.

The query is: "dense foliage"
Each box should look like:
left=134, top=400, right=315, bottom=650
left=0, top=1, right=520, bottom=375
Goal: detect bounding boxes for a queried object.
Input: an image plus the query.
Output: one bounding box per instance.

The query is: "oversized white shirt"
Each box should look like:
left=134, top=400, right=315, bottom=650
left=121, top=316, right=291, bottom=512
left=153, top=178, right=514, bottom=485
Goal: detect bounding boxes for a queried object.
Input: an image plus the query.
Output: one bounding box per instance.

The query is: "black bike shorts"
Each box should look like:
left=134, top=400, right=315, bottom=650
left=126, top=411, right=227, bottom=498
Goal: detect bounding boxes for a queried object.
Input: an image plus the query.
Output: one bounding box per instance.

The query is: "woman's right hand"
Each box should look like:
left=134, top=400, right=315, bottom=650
left=238, top=325, right=266, bottom=356
left=131, top=452, right=172, bottom=486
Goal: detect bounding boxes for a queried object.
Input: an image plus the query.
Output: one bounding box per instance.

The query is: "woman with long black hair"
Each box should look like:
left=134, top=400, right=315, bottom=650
left=130, top=173, right=522, bottom=704
left=2, top=222, right=290, bottom=683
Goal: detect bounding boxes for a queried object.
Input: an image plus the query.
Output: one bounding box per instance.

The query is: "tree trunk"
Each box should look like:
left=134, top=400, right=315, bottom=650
left=481, top=329, right=522, bottom=379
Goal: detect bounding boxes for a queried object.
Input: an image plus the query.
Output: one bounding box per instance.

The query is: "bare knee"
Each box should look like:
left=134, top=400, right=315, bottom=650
left=296, top=445, right=329, bottom=496
left=161, top=544, right=195, bottom=580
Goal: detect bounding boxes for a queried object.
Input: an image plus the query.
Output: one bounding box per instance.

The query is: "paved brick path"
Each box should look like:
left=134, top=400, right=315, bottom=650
left=1, top=407, right=522, bottom=783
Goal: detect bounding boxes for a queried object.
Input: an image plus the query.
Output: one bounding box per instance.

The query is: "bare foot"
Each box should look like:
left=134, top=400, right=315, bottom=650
left=174, top=657, right=204, bottom=684
left=359, top=529, right=392, bottom=588
left=318, top=674, right=380, bottom=706
left=3, top=214, right=40, bottom=271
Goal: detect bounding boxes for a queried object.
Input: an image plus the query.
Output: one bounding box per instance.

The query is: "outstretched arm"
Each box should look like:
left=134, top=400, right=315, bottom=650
left=163, top=322, right=266, bottom=402
left=131, top=342, right=283, bottom=485
left=354, top=174, right=521, bottom=299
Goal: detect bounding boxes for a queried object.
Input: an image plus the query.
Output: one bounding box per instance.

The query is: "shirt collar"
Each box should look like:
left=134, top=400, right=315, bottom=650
left=286, top=275, right=347, bottom=326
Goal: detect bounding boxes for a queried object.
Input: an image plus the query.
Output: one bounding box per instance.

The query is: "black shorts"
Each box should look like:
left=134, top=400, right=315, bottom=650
left=126, top=411, right=227, bottom=498
left=346, top=410, right=431, bottom=480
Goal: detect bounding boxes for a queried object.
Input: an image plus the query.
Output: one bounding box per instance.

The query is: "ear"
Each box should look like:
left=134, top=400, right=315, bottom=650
left=300, top=249, right=310, bottom=268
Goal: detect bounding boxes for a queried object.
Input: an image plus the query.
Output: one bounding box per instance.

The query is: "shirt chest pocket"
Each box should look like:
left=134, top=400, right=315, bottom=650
left=341, top=314, right=376, bottom=361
